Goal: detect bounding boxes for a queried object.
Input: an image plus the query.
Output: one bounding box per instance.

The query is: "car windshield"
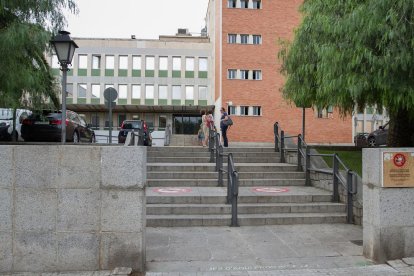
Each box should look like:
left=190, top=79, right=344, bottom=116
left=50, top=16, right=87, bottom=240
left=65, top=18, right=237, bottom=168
left=0, top=109, right=13, bottom=120
left=123, top=121, right=142, bottom=129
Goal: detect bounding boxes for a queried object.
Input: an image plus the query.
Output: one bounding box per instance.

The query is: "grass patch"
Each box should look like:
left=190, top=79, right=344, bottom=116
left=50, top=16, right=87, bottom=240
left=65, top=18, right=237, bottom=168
left=315, top=148, right=362, bottom=176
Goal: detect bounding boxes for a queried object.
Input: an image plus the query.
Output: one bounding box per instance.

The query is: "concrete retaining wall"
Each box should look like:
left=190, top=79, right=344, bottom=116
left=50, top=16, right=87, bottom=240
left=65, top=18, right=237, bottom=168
left=363, top=148, right=414, bottom=262
left=0, top=145, right=146, bottom=273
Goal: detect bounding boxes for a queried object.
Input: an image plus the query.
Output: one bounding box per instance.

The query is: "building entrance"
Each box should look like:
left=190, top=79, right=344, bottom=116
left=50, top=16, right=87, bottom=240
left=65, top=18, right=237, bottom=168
left=173, top=114, right=201, bottom=135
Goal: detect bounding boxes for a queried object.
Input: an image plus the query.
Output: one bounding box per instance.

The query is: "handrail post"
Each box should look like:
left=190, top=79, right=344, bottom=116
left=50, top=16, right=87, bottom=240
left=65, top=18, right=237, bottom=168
left=305, top=146, right=311, bottom=186
left=333, top=154, right=340, bottom=202
left=218, top=145, right=224, bottom=187
left=280, top=130, right=285, bottom=163
left=209, top=128, right=214, bottom=163
left=231, top=171, right=239, bottom=227
left=347, top=170, right=354, bottom=224
left=297, top=134, right=302, bottom=171
left=215, top=133, right=220, bottom=171
left=226, top=154, right=232, bottom=204
left=274, top=122, right=279, bottom=152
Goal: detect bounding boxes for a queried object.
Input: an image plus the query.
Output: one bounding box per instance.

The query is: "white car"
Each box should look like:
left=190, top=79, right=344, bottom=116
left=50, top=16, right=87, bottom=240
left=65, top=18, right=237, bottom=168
left=0, top=108, right=31, bottom=141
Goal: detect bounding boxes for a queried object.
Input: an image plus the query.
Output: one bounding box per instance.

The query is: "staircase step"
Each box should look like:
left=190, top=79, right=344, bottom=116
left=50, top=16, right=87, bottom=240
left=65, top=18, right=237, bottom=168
left=148, top=151, right=280, bottom=158
left=147, top=163, right=298, bottom=172
left=148, top=157, right=281, bottom=163
left=147, top=171, right=305, bottom=179
left=148, top=146, right=276, bottom=153
left=147, top=202, right=346, bottom=215
left=147, top=179, right=306, bottom=187
left=146, top=212, right=346, bottom=227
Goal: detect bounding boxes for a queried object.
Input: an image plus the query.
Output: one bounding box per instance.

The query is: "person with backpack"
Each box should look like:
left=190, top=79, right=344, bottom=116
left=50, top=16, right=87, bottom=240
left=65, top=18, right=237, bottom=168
left=220, top=107, right=231, bottom=147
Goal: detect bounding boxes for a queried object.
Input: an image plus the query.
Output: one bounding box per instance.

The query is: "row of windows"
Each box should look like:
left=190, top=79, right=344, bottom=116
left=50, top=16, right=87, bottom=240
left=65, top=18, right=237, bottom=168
left=228, top=69, right=262, bottom=80
left=228, top=0, right=261, bottom=9
left=67, top=84, right=209, bottom=101
left=228, top=105, right=262, bottom=116
left=228, top=34, right=262, bottom=45
left=53, top=55, right=208, bottom=72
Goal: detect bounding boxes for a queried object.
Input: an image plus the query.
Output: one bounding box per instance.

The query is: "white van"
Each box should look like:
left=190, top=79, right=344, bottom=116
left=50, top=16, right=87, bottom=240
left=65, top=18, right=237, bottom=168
left=0, top=108, right=31, bottom=141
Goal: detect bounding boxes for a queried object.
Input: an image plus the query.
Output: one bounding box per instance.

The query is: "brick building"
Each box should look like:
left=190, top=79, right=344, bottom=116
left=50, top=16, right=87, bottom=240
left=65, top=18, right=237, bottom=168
left=207, top=0, right=353, bottom=144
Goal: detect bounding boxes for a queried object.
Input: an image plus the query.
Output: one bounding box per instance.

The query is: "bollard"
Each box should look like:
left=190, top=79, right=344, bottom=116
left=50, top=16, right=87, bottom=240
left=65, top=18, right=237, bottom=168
left=274, top=122, right=279, bottom=152
left=347, top=170, right=354, bottom=224
left=305, top=146, right=311, bottom=186
left=280, top=131, right=285, bottom=163
left=230, top=171, right=239, bottom=227
left=333, top=154, right=339, bottom=202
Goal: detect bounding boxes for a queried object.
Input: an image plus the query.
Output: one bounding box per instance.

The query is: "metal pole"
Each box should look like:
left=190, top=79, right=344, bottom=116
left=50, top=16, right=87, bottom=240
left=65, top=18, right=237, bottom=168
left=302, top=107, right=306, bottom=141
left=274, top=122, right=279, bottom=152
left=347, top=171, right=354, bottom=224
left=209, top=129, right=214, bottom=163
left=305, top=146, right=311, bottom=186
left=333, top=154, right=339, bottom=202
left=218, top=145, right=224, bottom=187
left=215, top=133, right=220, bottom=172
left=226, top=155, right=231, bottom=203
left=297, top=134, right=302, bottom=171
left=61, top=64, right=68, bottom=144
left=231, top=171, right=239, bottom=227
left=108, top=101, right=113, bottom=144
left=280, top=130, right=285, bottom=163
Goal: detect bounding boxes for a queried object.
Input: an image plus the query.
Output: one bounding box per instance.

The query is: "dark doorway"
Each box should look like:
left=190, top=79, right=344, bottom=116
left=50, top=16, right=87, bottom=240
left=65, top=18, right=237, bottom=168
left=173, top=114, right=201, bottom=134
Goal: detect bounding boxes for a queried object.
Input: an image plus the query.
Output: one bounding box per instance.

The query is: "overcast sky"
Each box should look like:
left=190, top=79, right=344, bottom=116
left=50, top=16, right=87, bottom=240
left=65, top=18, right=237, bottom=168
left=65, top=0, right=210, bottom=39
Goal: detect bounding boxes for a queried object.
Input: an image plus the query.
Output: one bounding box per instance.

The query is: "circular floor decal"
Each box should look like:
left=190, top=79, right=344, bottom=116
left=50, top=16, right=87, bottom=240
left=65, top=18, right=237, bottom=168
left=153, top=188, right=192, bottom=194
left=252, top=187, right=289, bottom=193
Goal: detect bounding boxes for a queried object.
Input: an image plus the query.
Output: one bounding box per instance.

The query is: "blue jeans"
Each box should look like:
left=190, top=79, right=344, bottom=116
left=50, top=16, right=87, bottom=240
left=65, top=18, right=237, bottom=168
left=221, top=126, right=228, bottom=147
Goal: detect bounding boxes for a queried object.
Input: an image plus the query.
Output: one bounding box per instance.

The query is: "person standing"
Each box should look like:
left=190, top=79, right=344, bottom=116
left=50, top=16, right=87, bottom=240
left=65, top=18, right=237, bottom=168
left=200, top=109, right=208, bottom=147
left=220, top=107, right=229, bottom=147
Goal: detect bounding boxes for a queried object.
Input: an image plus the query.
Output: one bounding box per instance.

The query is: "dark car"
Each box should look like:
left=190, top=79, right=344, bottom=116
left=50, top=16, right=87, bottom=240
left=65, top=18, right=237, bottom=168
left=354, top=132, right=369, bottom=148
left=118, top=120, right=152, bottom=146
left=21, top=110, right=95, bottom=143
left=367, top=122, right=389, bottom=147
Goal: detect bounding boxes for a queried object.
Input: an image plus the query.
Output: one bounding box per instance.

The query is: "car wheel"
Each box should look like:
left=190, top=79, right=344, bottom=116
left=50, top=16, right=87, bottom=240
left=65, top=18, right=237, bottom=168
left=368, top=137, right=376, bottom=147
left=73, top=131, right=79, bottom=144
left=90, top=134, right=96, bottom=143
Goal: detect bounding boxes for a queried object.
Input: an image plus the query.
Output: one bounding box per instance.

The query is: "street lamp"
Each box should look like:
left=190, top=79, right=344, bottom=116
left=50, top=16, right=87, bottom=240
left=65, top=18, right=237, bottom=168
left=50, top=31, right=78, bottom=144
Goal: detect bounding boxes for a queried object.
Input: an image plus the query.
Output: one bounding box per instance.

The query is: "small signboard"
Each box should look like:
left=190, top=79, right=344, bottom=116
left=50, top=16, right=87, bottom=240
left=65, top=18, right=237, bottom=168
left=382, top=151, right=414, bottom=187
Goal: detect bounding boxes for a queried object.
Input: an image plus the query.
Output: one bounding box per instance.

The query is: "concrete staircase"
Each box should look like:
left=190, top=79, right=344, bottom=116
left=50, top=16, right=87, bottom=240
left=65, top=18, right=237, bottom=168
left=146, top=146, right=346, bottom=227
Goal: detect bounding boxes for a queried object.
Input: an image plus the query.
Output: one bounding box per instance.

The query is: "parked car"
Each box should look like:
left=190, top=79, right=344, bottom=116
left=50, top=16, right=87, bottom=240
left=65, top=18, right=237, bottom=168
left=118, top=120, right=152, bottom=146
left=21, top=110, right=95, bottom=143
left=0, top=108, right=31, bottom=141
left=367, top=122, right=389, bottom=147
left=354, top=132, right=369, bottom=148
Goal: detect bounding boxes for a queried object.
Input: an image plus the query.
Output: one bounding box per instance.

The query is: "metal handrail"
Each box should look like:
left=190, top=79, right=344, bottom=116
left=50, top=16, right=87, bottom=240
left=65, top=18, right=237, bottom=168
left=274, top=121, right=357, bottom=224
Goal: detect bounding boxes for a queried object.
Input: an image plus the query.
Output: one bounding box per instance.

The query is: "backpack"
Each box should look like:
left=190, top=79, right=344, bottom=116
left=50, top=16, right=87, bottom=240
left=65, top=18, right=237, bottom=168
left=223, top=116, right=233, bottom=126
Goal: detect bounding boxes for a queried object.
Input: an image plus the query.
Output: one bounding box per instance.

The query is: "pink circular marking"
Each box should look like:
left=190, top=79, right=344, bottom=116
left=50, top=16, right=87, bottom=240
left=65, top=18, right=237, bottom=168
left=153, top=187, right=192, bottom=194
left=252, top=187, right=289, bottom=193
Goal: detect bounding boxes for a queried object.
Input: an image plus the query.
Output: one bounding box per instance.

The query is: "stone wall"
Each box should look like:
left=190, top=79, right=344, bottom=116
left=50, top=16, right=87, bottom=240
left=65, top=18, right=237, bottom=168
left=0, top=145, right=146, bottom=273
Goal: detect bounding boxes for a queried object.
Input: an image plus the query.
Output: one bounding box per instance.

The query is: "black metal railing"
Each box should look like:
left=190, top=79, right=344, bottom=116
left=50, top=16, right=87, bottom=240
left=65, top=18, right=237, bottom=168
left=274, top=122, right=358, bottom=224
left=209, top=126, right=239, bottom=227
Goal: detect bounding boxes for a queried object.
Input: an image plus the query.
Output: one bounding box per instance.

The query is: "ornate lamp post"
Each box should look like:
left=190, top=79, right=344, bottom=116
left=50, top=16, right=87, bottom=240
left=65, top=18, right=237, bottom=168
left=50, top=31, right=78, bottom=144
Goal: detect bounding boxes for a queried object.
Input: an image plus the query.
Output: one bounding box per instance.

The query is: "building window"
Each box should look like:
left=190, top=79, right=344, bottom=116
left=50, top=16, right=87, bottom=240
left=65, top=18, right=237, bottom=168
left=92, top=55, right=101, bottom=69
left=253, top=0, right=261, bottom=9
left=173, top=57, right=181, bottom=70
left=240, top=70, right=249, bottom=80
left=240, top=0, right=249, bottom=8
left=145, top=85, right=154, bottom=99
left=253, top=35, right=262, bottom=44
left=78, top=84, right=87, bottom=98
left=146, top=56, right=155, bottom=70
left=228, top=34, right=237, bottom=44
left=172, top=86, right=181, bottom=100
left=228, top=69, right=237, bottom=79
left=240, top=106, right=249, bottom=116
left=240, top=34, right=249, bottom=44
left=52, top=55, right=60, bottom=68
left=78, top=55, right=87, bottom=69
left=186, top=86, right=194, bottom=100
left=227, top=0, right=236, bottom=8
left=199, top=86, right=207, bottom=100
left=253, top=70, right=262, bottom=80
left=119, top=56, right=128, bottom=70
left=159, top=56, right=168, bottom=70
left=185, top=57, right=194, bottom=71
left=132, top=85, right=141, bottom=99
left=253, top=106, right=261, bottom=116
left=91, top=84, right=100, bottom=98
left=228, top=106, right=236, bottom=115
left=66, top=84, right=74, bottom=97
left=105, top=55, right=114, bottom=69
left=199, top=58, right=208, bottom=71
left=132, top=56, right=141, bottom=70
left=118, top=85, right=127, bottom=99
left=159, top=85, right=168, bottom=99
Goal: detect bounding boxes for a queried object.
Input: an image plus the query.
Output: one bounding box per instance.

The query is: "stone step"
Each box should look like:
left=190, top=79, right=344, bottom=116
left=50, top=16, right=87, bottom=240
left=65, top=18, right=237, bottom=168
left=147, top=179, right=306, bottom=187
left=147, top=202, right=346, bottom=215
left=148, top=151, right=280, bottom=158
left=148, top=156, right=281, bottom=163
left=147, top=163, right=298, bottom=172
left=146, top=212, right=346, bottom=227
left=148, top=146, right=276, bottom=153
left=147, top=171, right=305, bottom=179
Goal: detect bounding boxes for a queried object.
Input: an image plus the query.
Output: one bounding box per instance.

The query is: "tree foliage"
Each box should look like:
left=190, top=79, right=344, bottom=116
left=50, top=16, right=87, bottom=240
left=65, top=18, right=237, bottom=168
left=0, top=0, right=77, bottom=110
left=279, top=0, right=414, bottom=146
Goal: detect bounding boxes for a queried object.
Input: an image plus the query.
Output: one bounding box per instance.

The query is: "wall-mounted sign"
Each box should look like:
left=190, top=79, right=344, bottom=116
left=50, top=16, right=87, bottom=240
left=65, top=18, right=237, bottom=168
left=382, top=151, right=414, bottom=188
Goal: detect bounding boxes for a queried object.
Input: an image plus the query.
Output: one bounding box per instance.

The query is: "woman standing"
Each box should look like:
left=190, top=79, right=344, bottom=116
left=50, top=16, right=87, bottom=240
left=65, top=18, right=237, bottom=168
left=220, top=107, right=229, bottom=147
left=200, top=109, right=208, bottom=147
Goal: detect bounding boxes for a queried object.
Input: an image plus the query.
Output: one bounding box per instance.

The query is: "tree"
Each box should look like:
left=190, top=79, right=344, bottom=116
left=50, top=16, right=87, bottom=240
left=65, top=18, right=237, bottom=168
left=279, top=0, right=414, bottom=146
